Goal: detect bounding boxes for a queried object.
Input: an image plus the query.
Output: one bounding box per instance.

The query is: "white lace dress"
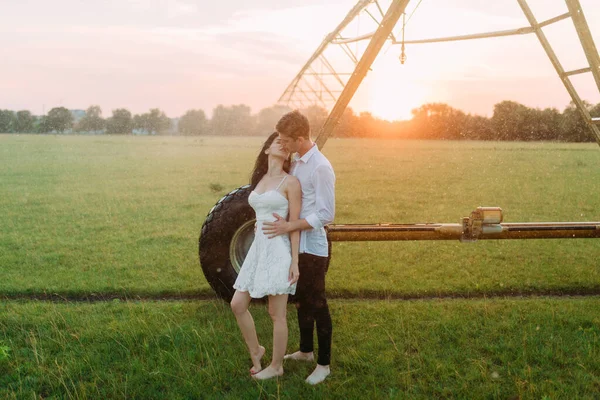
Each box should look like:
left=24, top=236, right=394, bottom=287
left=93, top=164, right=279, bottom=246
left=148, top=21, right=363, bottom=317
left=233, top=182, right=296, bottom=298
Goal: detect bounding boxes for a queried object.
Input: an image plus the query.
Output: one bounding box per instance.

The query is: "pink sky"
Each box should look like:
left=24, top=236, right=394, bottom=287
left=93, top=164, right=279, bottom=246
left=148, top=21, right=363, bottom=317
left=1, top=0, right=599, bottom=120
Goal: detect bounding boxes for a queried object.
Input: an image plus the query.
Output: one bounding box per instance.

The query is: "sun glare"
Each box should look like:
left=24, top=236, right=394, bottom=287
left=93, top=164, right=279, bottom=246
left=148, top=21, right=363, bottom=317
left=365, top=57, right=428, bottom=121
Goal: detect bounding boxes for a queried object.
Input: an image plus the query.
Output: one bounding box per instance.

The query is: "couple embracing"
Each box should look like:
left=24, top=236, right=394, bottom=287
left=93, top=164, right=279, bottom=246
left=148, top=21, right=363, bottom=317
left=229, top=110, right=335, bottom=385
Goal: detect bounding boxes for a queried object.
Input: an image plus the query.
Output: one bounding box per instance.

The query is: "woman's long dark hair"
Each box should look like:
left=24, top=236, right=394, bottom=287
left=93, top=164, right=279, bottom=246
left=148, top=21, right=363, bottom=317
left=250, top=131, right=291, bottom=189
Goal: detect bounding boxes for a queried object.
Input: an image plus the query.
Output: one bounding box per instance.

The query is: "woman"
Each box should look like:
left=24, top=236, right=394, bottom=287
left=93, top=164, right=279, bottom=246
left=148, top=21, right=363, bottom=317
left=230, top=131, right=302, bottom=380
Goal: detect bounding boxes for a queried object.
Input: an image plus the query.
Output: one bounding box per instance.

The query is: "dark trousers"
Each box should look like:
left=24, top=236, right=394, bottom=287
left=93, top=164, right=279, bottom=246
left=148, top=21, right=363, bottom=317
left=293, top=252, right=332, bottom=366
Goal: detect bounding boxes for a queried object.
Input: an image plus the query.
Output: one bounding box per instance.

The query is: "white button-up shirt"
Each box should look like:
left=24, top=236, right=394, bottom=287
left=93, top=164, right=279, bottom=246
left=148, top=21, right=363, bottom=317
left=291, top=144, right=335, bottom=257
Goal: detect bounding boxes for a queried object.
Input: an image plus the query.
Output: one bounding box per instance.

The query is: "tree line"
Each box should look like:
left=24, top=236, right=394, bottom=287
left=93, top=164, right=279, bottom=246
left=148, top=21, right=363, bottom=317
left=1, top=100, right=599, bottom=142
left=0, top=106, right=171, bottom=135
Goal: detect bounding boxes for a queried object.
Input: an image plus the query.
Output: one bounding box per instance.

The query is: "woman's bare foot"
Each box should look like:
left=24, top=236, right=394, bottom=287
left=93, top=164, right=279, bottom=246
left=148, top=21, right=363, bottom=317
left=283, top=351, right=314, bottom=361
left=252, top=365, right=284, bottom=380
left=250, top=345, right=266, bottom=375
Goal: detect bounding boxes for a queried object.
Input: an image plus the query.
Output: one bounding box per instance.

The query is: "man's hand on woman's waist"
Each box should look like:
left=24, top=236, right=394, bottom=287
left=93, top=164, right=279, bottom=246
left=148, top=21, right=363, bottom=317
left=262, top=213, right=313, bottom=239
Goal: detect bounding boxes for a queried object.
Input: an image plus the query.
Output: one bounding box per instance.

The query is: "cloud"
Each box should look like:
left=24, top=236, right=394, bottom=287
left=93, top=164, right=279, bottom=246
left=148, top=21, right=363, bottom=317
left=119, top=0, right=199, bottom=16
left=3, top=0, right=599, bottom=118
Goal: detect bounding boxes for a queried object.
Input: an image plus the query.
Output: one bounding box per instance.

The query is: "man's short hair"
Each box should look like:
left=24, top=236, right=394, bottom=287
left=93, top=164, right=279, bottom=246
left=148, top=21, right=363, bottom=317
left=276, top=110, right=310, bottom=140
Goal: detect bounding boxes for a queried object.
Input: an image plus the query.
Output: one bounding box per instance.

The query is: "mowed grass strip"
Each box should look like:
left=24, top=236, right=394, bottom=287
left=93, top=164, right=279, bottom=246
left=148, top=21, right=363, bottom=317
left=1, top=135, right=599, bottom=297
left=1, top=297, right=599, bottom=399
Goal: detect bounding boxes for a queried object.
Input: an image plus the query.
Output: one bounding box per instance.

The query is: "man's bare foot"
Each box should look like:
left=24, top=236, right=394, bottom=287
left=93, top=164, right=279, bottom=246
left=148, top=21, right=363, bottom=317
left=306, top=364, right=330, bottom=385
left=283, top=351, right=314, bottom=361
left=252, top=365, right=284, bottom=380
left=249, top=345, right=265, bottom=375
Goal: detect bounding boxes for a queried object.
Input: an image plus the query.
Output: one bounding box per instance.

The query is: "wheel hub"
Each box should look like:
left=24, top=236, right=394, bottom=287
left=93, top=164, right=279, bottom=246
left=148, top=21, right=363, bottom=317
left=229, top=219, right=256, bottom=273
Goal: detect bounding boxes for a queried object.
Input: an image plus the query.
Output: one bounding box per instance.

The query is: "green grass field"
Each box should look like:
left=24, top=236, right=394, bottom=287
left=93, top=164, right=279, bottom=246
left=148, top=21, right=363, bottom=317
left=1, top=298, right=599, bottom=399
left=1, top=134, right=599, bottom=398
left=1, top=135, right=599, bottom=298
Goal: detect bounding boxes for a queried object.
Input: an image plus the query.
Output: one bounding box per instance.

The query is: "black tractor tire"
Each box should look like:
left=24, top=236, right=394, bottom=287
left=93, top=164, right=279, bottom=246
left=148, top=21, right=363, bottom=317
left=199, top=185, right=333, bottom=302
left=199, top=185, right=256, bottom=302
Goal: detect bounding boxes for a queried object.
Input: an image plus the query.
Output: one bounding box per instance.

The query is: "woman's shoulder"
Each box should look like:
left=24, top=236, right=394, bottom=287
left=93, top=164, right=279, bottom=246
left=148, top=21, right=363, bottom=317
left=285, top=173, right=300, bottom=184
left=284, top=174, right=301, bottom=189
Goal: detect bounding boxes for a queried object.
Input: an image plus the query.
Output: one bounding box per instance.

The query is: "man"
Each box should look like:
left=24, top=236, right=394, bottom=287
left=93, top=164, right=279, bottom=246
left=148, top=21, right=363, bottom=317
left=262, top=110, right=335, bottom=385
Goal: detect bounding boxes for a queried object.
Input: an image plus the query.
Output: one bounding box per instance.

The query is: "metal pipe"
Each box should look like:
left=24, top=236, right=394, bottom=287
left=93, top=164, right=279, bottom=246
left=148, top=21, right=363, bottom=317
left=397, top=11, right=571, bottom=44
left=315, top=0, right=411, bottom=149
left=397, top=27, right=534, bottom=44
left=327, top=222, right=600, bottom=242
left=339, top=40, right=360, bottom=64
left=332, top=13, right=571, bottom=45
left=516, top=0, right=600, bottom=146
left=565, top=0, right=600, bottom=93
left=299, top=73, right=333, bottom=106
left=564, top=67, right=592, bottom=77
left=319, top=55, right=346, bottom=88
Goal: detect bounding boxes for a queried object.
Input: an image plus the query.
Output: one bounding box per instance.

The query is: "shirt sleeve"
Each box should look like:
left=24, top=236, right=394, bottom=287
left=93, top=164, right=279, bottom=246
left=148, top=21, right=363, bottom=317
left=304, top=164, right=335, bottom=229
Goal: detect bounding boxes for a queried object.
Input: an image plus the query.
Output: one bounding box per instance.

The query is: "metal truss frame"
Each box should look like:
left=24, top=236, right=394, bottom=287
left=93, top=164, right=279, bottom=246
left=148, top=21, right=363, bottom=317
left=277, top=0, right=600, bottom=242
left=278, top=0, right=600, bottom=148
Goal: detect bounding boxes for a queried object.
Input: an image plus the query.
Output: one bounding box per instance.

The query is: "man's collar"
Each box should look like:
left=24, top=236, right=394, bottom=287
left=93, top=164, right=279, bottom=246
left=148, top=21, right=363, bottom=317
left=294, top=143, right=318, bottom=163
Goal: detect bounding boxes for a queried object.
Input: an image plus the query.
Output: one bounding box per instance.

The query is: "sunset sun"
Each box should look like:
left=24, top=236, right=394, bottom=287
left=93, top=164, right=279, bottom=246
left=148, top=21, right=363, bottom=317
left=365, top=57, right=428, bottom=121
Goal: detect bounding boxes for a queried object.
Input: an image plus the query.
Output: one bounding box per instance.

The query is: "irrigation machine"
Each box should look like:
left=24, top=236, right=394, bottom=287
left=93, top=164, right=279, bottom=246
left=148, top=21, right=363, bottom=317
left=200, top=0, right=600, bottom=301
